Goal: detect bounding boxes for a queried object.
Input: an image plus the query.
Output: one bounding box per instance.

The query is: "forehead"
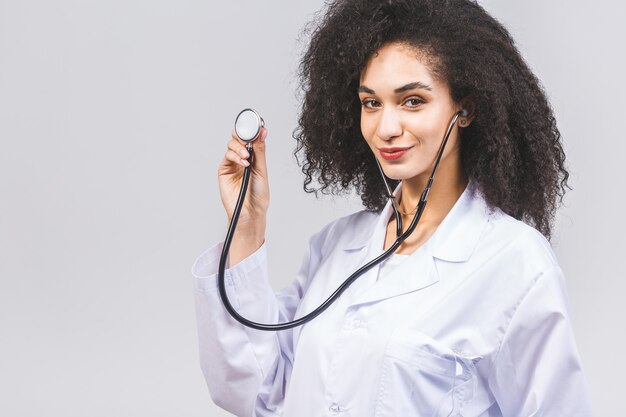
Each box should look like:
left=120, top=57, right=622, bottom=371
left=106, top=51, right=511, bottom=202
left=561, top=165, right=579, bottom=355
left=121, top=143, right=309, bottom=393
left=359, top=42, right=442, bottom=90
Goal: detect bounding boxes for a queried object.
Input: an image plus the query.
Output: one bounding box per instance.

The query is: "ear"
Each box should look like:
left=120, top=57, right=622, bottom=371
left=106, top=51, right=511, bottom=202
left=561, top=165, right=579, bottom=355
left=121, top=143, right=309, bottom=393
left=458, top=98, right=476, bottom=128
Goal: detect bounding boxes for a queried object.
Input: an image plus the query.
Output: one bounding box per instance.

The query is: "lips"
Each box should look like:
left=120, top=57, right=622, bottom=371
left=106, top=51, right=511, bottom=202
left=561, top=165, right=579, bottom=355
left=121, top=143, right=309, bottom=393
left=378, top=146, right=412, bottom=161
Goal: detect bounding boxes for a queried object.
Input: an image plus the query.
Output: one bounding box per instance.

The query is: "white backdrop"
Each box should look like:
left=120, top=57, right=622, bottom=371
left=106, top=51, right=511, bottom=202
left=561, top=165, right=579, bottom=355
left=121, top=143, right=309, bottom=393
left=0, top=1, right=623, bottom=416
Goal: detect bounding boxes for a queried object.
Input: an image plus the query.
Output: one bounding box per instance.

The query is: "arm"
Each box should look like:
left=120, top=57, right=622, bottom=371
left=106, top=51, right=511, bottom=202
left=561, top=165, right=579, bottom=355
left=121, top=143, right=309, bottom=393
left=192, top=231, right=323, bottom=417
left=488, top=264, right=594, bottom=417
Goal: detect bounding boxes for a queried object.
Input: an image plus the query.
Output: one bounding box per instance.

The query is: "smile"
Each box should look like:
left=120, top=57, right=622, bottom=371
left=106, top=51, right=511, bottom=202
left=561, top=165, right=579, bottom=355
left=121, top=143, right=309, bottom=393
left=378, top=146, right=413, bottom=161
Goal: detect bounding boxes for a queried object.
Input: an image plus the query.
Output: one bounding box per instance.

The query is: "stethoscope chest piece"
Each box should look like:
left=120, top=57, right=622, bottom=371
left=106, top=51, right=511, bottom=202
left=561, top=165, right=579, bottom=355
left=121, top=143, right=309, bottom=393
left=235, top=108, right=264, bottom=142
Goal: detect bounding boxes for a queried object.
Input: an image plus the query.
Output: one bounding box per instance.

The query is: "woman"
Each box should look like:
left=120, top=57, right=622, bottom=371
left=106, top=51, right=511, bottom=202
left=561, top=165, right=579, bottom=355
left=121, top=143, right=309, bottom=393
left=193, top=0, right=593, bottom=416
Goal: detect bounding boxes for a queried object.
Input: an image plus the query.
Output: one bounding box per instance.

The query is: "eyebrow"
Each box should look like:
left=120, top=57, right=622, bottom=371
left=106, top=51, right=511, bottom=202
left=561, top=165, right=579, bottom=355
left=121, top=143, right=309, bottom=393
left=358, top=81, right=432, bottom=94
left=395, top=81, right=432, bottom=93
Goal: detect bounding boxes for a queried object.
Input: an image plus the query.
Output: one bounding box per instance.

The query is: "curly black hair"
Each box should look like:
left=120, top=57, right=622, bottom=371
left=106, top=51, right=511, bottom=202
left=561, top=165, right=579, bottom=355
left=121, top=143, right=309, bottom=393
left=293, top=0, right=570, bottom=239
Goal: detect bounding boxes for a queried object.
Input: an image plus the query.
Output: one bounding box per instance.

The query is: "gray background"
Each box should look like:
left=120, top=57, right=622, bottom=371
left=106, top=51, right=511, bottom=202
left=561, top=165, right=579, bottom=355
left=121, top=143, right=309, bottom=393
left=0, top=1, right=623, bottom=416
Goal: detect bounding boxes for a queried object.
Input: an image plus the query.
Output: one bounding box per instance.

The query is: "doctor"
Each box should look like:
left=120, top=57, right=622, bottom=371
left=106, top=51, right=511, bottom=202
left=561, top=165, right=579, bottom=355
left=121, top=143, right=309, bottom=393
left=193, top=0, right=593, bottom=416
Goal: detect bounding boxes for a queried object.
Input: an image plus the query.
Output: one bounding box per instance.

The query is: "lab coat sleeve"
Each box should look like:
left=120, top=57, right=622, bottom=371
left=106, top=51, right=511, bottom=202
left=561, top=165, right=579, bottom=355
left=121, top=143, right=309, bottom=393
left=487, top=264, right=594, bottom=417
left=192, top=232, right=323, bottom=417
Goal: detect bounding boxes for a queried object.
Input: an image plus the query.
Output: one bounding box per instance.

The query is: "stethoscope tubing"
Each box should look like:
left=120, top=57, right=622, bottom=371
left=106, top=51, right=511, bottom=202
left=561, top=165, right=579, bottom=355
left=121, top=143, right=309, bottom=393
left=217, top=111, right=463, bottom=331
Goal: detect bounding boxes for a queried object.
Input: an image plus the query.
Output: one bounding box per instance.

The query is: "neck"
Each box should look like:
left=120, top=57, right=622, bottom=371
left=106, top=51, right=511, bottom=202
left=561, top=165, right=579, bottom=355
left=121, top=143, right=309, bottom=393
left=398, top=154, right=468, bottom=226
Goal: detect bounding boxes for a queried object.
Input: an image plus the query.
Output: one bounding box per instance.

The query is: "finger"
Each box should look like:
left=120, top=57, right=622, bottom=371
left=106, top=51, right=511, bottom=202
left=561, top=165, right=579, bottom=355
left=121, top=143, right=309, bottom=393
left=249, top=127, right=268, bottom=175
left=227, top=137, right=251, bottom=161
left=224, top=149, right=250, bottom=167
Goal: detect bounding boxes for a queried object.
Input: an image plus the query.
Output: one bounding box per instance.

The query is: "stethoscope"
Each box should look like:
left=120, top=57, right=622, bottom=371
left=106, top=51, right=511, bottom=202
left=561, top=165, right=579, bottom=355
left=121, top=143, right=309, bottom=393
left=218, top=107, right=468, bottom=331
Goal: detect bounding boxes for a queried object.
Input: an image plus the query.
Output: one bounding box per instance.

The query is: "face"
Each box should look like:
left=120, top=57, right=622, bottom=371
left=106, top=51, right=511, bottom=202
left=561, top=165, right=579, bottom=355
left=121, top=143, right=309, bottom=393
left=358, top=42, right=466, bottom=182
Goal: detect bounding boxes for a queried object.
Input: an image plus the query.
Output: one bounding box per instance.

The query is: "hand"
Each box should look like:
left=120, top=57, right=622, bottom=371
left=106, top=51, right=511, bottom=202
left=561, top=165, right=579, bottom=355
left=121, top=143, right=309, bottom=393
left=217, top=127, right=269, bottom=235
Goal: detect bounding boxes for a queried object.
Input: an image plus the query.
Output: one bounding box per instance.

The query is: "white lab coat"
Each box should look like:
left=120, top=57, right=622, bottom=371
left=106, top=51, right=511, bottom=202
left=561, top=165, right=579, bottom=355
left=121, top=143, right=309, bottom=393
left=192, top=181, right=593, bottom=417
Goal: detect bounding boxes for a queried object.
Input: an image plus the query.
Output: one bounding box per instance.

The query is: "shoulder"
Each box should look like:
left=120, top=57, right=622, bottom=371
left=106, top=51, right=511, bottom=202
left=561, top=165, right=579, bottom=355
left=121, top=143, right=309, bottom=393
left=432, top=182, right=558, bottom=276
left=308, top=209, right=379, bottom=257
left=456, top=197, right=571, bottom=332
left=469, top=201, right=562, bottom=295
left=483, top=206, right=558, bottom=268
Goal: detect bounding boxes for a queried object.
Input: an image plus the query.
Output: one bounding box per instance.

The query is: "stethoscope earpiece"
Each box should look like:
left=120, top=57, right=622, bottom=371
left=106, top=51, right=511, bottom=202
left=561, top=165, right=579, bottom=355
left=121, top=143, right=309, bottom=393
left=234, top=108, right=265, bottom=143
left=458, top=109, right=469, bottom=126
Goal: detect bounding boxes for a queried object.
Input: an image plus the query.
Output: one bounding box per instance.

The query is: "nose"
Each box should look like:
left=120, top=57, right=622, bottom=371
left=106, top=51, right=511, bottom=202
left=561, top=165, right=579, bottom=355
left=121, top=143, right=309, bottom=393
left=375, top=107, right=403, bottom=141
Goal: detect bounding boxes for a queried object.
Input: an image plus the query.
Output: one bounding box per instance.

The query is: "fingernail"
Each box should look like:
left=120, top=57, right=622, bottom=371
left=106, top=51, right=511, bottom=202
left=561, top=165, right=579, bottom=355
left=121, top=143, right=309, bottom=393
left=240, top=149, right=250, bottom=158
left=261, top=130, right=268, bottom=142
left=240, top=158, right=250, bottom=167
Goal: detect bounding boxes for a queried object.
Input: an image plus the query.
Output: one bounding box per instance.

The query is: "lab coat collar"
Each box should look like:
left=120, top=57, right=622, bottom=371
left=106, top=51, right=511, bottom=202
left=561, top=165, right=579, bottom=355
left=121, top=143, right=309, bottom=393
left=342, top=179, right=489, bottom=263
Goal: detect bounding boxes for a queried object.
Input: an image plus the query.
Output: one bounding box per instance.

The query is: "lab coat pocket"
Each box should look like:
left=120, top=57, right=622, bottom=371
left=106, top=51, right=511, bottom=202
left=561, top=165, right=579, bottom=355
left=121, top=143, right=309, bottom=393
left=374, top=331, right=478, bottom=417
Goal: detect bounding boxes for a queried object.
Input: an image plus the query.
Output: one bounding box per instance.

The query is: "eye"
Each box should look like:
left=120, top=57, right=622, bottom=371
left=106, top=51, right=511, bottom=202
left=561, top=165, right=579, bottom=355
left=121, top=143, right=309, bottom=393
left=404, top=97, right=425, bottom=108
left=361, top=98, right=381, bottom=109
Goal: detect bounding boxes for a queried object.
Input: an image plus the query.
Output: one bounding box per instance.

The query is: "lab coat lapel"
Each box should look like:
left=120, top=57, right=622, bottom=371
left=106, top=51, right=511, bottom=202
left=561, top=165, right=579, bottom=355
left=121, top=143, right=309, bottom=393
left=339, top=202, right=390, bottom=301
left=340, top=184, right=440, bottom=307
left=350, top=238, right=440, bottom=307
left=341, top=179, right=488, bottom=307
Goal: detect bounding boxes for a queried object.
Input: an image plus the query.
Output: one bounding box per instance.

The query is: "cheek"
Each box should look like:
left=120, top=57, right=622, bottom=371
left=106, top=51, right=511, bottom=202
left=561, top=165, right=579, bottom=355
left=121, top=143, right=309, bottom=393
left=360, top=117, right=375, bottom=147
left=406, top=113, right=446, bottom=144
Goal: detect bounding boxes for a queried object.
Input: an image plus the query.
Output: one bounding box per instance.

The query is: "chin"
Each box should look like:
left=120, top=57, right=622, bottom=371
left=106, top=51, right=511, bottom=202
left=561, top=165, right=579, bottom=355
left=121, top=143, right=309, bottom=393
left=379, top=163, right=424, bottom=182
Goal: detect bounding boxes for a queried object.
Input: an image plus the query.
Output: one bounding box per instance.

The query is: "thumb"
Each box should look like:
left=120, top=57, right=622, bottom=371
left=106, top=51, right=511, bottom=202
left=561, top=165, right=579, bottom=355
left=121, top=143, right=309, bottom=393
left=251, top=127, right=268, bottom=175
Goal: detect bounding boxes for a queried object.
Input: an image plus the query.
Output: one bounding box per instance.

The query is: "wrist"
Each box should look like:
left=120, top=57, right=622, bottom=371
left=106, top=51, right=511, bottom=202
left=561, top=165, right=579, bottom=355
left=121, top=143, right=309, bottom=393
left=226, top=217, right=265, bottom=266
left=230, top=217, right=266, bottom=238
